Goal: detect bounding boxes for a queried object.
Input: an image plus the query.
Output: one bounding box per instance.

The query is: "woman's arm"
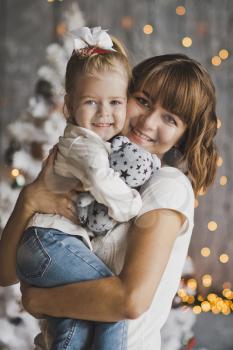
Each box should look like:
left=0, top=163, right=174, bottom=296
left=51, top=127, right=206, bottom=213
left=22, top=208, right=185, bottom=321
left=0, top=151, right=79, bottom=287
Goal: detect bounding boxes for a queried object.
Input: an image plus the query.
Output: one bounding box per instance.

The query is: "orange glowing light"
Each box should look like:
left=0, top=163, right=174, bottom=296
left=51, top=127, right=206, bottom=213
left=176, top=6, right=186, bottom=15
left=143, top=24, right=153, bottom=35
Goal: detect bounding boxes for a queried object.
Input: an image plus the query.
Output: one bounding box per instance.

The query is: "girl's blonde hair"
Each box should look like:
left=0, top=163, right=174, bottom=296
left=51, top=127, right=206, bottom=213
left=130, top=54, right=218, bottom=196
left=65, top=37, right=131, bottom=116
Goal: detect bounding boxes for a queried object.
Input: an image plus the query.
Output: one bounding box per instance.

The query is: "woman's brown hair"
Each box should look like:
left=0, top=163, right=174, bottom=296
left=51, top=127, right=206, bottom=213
left=130, top=54, right=218, bottom=197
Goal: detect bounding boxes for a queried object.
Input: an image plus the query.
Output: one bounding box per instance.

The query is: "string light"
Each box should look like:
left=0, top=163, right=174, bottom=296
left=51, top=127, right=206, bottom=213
left=178, top=288, right=187, bottom=298
left=182, top=37, right=192, bottom=47
left=219, top=254, right=229, bottom=263
left=176, top=6, right=186, bottom=16
left=193, top=305, right=202, bottom=314
left=11, top=169, right=19, bottom=177
left=222, top=289, right=233, bottom=299
left=220, top=176, right=227, bottom=186
left=201, top=301, right=211, bottom=312
left=219, top=49, right=229, bottom=60
left=201, top=247, right=211, bottom=257
left=187, top=296, right=195, bottom=304
left=143, top=24, right=153, bottom=35
left=211, top=56, right=221, bottom=66
left=208, top=221, right=217, bottom=231
left=187, top=279, right=197, bottom=291
left=207, top=294, right=217, bottom=302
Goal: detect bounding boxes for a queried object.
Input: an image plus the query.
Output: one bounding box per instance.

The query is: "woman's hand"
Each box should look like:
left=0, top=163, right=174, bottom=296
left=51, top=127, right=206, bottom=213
left=20, top=282, right=45, bottom=319
left=23, top=147, right=81, bottom=224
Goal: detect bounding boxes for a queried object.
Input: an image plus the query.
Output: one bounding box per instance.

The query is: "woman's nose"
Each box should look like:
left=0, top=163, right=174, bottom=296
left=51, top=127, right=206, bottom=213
left=140, top=111, right=159, bottom=130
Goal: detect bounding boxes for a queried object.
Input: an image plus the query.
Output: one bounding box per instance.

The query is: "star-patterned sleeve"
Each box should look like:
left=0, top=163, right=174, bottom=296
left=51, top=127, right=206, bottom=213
left=57, top=129, right=142, bottom=222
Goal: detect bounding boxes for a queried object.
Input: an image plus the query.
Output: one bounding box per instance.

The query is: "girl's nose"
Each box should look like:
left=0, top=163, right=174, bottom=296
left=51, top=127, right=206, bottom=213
left=97, top=103, right=111, bottom=118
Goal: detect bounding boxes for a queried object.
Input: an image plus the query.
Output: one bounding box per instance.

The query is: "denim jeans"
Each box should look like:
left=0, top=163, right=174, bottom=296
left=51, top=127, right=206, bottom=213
left=16, top=227, right=127, bottom=350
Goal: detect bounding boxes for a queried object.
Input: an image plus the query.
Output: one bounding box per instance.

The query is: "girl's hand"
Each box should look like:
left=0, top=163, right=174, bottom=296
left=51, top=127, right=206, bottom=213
left=22, top=147, right=80, bottom=224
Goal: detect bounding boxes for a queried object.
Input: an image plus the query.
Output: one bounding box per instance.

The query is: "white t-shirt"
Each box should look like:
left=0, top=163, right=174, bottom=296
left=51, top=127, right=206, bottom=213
left=92, top=166, right=194, bottom=349
left=34, top=166, right=194, bottom=350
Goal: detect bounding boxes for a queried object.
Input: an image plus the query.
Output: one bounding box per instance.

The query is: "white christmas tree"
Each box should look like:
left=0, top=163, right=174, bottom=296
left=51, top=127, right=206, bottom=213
left=0, top=4, right=85, bottom=349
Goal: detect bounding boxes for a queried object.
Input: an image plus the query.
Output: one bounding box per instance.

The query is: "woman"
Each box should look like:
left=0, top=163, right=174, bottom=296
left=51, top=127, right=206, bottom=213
left=0, top=54, right=218, bottom=349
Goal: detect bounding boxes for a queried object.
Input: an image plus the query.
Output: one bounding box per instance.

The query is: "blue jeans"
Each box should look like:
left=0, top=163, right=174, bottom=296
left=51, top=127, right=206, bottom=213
left=16, top=227, right=127, bottom=350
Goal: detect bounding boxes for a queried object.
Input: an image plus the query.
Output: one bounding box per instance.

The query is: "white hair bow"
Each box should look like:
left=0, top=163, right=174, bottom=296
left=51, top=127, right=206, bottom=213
left=70, top=26, right=115, bottom=52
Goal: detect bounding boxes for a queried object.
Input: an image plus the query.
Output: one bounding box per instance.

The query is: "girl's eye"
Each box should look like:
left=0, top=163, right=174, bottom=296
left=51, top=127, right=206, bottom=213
left=136, top=97, right=151, bottom=109
left=85, top=100, right=96, bottom=105
left=164, top=114, right=177, bottom=126
left=110, top=100, right=122, bottom=105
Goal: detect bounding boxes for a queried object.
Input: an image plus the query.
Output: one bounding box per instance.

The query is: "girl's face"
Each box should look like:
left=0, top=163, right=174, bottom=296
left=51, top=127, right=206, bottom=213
left=126, top=91, right=187, bottom=158
left=71, top=68, right=128, bottom=141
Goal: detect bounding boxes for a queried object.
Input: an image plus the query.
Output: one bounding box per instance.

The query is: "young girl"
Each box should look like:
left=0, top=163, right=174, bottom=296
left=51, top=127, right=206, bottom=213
left=0, top=54, right=218, bottom=349
left=15, top=26, right=144, bottom=350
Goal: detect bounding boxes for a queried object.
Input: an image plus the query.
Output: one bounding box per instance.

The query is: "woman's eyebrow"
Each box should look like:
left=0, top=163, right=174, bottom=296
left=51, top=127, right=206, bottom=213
left=142, top=90, right=151, bottom=99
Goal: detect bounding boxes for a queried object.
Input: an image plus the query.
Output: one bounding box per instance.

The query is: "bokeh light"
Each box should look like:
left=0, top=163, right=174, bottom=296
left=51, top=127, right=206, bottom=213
left=211, top=56, right=221, bottom=66
left=201, top=247, right=211, bottom=257
left=182, top=37, right=192, bottom=47
left=220, top=176, right=227, bottom=186
left=143, top=24, right=153, bottom=35
left=11, top=169, right=19, bottom=177
left=219, top=49, right=229, bottom=60
left=216, top=156, right=223, bottom=167
left=208, top=221, right=218, bottom=231
left=201, top=301, right=211, bottom=312
left=193, top=305, right=202, bottom=314
left=219, top=254, right=229, bottom=264
left=202, top=274, right=212, bottom=287
left=121, top=16, right=134, bottom=29
left=176, top=6, right=186, bottom=16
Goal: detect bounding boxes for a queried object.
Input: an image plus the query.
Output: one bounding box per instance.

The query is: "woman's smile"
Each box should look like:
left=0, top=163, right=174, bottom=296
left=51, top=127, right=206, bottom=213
left=127, top=126, right=156, bottom=147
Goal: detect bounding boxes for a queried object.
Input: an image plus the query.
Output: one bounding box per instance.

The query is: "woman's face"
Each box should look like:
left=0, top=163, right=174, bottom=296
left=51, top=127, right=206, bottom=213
left=125, top=91, right=187, bottom=158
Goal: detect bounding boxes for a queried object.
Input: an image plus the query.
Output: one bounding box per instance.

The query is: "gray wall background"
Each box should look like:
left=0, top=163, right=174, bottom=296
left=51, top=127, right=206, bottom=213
left=1, top=0, right=233, bottom=294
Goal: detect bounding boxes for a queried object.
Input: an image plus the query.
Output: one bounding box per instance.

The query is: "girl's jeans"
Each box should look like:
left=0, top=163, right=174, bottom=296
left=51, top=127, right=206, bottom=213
left=16, top=227, right=127, bottom=350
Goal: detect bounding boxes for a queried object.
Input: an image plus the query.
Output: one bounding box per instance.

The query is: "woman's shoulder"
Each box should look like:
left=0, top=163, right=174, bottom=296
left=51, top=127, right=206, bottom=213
left=138, top=166, right=194, bottom=221
left=145, top=165, right=192, bottom=191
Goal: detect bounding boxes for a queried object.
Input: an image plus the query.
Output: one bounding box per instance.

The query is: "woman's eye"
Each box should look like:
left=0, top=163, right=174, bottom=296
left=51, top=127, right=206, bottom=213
left=164, top=114, right=177, bottom=125
left=136, top=97, right=150, bottom=108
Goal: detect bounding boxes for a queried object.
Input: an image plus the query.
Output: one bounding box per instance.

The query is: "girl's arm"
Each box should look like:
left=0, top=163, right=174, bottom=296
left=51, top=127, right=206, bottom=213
left=22, top=208, right=185, bottom=321
left=59, top=134, right=142, bottom=222
left=0, top=151, right=78, bottom=287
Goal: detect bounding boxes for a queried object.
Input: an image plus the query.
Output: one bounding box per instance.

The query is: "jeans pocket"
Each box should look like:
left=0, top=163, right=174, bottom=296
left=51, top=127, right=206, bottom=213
left=16, top=227, right=51, bottom=279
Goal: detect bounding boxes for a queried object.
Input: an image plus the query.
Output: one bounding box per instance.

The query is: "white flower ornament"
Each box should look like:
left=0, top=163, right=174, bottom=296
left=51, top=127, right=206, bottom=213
left=70, top=26, right=116, bottom=55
